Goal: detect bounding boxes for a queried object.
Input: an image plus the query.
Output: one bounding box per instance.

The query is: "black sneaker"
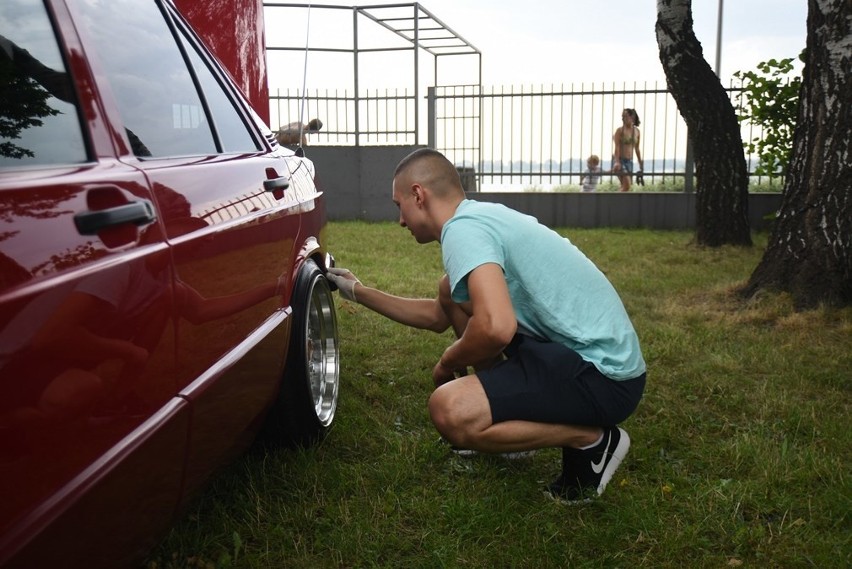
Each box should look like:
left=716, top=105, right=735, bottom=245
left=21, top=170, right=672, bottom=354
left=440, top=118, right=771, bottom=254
left=546, top=427, right=630, bottom=504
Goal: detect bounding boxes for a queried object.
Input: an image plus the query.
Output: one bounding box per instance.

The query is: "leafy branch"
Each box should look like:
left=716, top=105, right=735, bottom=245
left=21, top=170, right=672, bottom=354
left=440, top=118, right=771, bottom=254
left=733, top=51, right=804, bottom=179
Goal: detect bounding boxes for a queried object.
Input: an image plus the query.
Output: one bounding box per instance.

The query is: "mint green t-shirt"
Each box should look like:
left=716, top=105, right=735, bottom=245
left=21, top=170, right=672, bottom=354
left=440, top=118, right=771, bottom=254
left=441, top=199, right=645, bottom=380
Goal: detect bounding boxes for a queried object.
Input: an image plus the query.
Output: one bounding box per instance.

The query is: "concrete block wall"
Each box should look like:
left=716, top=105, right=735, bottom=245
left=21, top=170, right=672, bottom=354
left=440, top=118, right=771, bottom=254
left=309, top=145, right=420, bottom=222
left=305, top=146, right=782, bottom=231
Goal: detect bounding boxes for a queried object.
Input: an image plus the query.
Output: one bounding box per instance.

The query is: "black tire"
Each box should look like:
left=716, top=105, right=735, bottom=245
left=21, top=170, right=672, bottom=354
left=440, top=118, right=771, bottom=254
left=264, top=258, right=339, bottom=447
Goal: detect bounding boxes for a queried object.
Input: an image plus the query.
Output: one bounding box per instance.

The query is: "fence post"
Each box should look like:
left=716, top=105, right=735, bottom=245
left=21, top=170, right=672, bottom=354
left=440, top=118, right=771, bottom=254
left=684, top=134, right=695, bottom=193
left=353, top=7, right=361, bottom=147
left=427, top=86, right=436, bottom=149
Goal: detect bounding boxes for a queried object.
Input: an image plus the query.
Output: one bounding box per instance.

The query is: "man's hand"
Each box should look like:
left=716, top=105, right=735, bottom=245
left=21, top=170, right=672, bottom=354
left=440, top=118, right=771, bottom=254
left=432, top=361, right=459, bottom=387
left=432, top=360, right=470, bottom=388
left=326, top=267, right=361, bottom=302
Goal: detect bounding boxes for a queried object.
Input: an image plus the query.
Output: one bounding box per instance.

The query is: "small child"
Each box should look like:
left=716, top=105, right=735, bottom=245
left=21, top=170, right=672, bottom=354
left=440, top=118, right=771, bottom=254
left=581, top=154, right=601, bottom=192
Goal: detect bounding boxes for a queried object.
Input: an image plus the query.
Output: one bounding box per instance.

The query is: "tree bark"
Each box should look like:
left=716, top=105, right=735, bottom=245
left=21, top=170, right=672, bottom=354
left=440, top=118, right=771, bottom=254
left=741, top=0, right=852, bottom=309
left=656, top=0, right=752, bottom=247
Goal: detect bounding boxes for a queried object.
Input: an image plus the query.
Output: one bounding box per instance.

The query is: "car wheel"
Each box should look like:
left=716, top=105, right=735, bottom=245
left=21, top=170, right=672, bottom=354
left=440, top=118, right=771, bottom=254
left=265, top=258, right=339, bottom=447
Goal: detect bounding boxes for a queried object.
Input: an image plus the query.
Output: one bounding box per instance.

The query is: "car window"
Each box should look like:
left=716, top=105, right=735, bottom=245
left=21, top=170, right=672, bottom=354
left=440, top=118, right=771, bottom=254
left=0, top=0, right=87, bottom=168
left=178, top=25, right=261, bottom=154
left=74, top=0, right=216, bottom=158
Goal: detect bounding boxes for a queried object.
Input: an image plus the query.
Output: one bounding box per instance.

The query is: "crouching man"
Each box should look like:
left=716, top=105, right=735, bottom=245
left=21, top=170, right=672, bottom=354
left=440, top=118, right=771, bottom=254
left=326, top=148, right=646, bottom=503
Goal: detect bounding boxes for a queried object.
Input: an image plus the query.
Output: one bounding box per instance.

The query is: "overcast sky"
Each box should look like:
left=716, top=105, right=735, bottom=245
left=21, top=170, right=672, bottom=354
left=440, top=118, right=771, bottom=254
left=265, top=0, right=808, bottom=90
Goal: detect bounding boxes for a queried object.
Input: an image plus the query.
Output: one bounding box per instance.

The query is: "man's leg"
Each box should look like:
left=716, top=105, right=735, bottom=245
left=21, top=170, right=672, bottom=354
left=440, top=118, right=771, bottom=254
left=427, top=375, right=602, bottom=453
left=428, top=335, right=642, bottom=503
left=429, top=377, right=630, bottom=503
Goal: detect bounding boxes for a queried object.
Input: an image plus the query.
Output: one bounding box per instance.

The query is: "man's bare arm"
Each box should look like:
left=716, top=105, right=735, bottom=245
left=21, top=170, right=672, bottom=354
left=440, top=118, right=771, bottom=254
left=355, top=285, right=451, bottom=332
left=327, top=267, right=451, bottom=332
left=438, top=262, right=517, bottom=371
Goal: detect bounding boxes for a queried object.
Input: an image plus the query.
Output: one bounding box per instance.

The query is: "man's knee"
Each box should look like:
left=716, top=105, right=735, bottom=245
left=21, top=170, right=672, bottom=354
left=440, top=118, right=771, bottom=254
left=428, top=387, right=456, bottom=440
left=429, top=385, right=480, bottom=447
left=427, top=380, right=489, bottom=446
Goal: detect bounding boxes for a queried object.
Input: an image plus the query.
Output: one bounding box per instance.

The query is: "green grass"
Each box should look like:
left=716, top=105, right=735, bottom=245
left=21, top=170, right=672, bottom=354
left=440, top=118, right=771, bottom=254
left=146, top=223, right=851, bottom=569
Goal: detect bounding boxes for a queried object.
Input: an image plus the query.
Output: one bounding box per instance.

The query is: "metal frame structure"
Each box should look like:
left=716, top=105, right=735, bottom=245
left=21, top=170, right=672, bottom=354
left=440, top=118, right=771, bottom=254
left=263, top=2, right=482, bottom=145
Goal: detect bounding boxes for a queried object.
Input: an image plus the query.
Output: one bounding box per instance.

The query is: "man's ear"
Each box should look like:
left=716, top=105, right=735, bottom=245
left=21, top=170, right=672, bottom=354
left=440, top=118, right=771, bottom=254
left=411, top=183, right=425, bottom=207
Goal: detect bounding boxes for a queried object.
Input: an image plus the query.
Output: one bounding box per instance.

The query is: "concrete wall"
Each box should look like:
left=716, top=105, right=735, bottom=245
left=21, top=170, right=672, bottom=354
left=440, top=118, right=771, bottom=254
left=471, top=192, right=781, bottom=231
left=309, top=145, right=420, bottom=222
left=305, top=146, right=782, bottom=231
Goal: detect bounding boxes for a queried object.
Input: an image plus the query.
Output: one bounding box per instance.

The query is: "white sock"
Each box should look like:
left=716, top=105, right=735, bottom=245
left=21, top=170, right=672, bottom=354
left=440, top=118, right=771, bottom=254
left=578, top=431, right=604, bottom=451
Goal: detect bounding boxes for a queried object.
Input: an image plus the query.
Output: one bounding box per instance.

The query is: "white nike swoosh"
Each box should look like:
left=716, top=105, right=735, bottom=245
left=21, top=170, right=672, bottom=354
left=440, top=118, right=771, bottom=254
left=591, top=432, right=612, bottom=474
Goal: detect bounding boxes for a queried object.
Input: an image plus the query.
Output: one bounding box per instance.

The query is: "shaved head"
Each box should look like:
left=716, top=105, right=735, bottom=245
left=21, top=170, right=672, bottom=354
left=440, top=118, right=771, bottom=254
left=394, top=148, right=465, bottom=199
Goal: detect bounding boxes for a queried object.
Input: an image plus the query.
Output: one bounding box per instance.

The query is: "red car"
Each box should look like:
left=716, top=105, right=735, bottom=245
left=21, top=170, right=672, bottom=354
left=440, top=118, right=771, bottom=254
left=0, top=0, right=340, bottom=566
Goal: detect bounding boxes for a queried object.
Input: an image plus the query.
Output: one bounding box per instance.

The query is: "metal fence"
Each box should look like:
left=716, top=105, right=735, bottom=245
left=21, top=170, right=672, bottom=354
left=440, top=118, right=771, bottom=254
left=271, top=86, right=419, bottom=147
left=269, top=81, right=777, bottom=191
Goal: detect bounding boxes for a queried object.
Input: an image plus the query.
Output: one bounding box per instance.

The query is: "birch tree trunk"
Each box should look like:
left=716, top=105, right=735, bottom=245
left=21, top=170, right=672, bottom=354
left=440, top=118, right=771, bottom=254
left=656, top=0, right=752, bottom=247
left=742, top=0, right=852, bottom=308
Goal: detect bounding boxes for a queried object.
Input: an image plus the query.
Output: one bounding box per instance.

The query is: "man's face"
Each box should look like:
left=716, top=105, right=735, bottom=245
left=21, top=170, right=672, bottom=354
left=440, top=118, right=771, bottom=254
left=392, top=178, right=430, bottom=244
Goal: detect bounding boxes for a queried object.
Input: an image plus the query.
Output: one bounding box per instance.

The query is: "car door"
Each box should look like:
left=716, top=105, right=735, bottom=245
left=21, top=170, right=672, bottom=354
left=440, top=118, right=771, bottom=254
left=0, top=1, right=189, bottom=566
left=68, top=0, right=309, bottom=495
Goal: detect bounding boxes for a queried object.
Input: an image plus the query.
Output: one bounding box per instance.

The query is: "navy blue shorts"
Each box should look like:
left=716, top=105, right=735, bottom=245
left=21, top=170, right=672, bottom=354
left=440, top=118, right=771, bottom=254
left=476, top=334, right=645, bottom=427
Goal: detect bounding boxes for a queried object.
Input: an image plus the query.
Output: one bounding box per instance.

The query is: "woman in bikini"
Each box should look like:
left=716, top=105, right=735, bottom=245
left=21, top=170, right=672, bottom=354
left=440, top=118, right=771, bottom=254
left=613, top=108, right=644, bottom=192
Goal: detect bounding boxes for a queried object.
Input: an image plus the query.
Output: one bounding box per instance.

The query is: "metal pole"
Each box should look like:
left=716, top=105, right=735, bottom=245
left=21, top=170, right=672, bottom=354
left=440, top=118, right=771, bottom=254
left=478, top=53, right=483, bottom=191
left=353, top=8, right=360, bottom=147
left=413, top=4, right=419, bottom=145
left=714, top=0, right=723, bottom=76
left=427, top=87, right=436, bottom=149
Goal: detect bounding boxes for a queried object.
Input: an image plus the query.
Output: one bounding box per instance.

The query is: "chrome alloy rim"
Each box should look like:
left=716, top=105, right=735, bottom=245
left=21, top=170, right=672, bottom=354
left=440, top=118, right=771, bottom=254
left=305, top=277, right=339, bottom=427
